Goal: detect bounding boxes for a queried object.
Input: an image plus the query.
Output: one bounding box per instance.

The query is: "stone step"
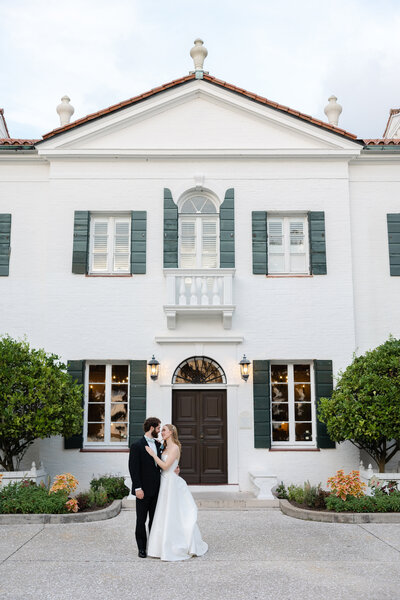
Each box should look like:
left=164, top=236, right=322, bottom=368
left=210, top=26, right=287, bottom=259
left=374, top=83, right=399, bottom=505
left=122, top=492, right=279, bottom=510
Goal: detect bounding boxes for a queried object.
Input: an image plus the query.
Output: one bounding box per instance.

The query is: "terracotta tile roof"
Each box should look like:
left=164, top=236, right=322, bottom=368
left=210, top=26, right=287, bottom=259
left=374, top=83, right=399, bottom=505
left=40, top=74, right=195, bottom=141
left=362, top=138, right=400, bottom=145
left=0, top=138, right=38, bottom=146
left=38, top=73, right=359, bottom=143
left=203, top=74, right=358, bottom=141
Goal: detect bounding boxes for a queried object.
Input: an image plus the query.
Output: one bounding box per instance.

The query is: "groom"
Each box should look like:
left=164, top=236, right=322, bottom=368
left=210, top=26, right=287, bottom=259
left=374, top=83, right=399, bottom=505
left=129, top=417, right=162, bottom=558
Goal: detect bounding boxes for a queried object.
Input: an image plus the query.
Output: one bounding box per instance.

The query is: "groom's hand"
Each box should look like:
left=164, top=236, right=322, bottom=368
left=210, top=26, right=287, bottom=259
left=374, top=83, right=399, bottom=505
left=135, top=489, right=144, bottom=500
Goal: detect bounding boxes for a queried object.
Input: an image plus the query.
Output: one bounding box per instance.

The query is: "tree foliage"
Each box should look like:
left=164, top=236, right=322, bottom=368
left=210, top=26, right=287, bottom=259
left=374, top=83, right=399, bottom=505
left=319, top=337, right=400, bottom=472
left=0, top=336, right=83, bottom=471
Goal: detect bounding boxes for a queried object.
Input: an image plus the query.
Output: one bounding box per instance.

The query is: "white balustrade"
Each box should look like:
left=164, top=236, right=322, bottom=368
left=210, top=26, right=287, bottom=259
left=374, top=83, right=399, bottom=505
left=359, top=460, right=400, bottom=496
left=164, top=268, right=235, bottom=329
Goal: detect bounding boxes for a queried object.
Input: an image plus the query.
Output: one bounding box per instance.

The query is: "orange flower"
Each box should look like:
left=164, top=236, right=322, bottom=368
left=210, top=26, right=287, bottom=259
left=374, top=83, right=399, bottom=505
left=65, top=498, right=78, bottom=513
left=50, top=473, right=78, bottom=495
left=327, top=469, right=366, bottom=500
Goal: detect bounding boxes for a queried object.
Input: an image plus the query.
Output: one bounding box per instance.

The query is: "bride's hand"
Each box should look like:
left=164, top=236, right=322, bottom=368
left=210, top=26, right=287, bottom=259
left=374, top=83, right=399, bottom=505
left=145, top=446, right=155, bottom=457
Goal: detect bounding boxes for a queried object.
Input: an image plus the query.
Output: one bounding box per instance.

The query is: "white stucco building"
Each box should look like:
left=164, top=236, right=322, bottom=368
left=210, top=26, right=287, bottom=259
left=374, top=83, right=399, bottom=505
left=1, top=41, right=400, bottom=492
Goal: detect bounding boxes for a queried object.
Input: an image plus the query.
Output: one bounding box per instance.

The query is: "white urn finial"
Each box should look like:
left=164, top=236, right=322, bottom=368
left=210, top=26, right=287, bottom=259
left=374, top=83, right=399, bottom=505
left=56, top=95, right=74, bottom=127
left=190, top=38, right=208, bottom=74
left=324, top=95, right=342, bottom=126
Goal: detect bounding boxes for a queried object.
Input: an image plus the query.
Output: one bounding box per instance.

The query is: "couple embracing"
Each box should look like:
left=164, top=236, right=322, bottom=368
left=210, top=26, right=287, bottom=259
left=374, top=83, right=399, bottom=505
left=128, top=417, right=208, bottom=562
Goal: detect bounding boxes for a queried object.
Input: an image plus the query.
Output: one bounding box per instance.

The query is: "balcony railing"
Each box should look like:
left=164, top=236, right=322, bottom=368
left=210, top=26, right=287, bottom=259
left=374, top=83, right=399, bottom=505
left=163, top=268, right=235, bottom=329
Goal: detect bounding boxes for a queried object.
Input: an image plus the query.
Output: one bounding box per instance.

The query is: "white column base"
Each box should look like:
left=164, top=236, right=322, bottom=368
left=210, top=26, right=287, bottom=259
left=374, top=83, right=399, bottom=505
left=249, top=472, right=278, bottom=500
left=124, top=475, right=135, bottom=499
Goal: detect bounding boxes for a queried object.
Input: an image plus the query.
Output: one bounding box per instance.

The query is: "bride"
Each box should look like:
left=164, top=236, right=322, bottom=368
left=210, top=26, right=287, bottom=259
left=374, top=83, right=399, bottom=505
left=145, top=424, right=208, bottom=561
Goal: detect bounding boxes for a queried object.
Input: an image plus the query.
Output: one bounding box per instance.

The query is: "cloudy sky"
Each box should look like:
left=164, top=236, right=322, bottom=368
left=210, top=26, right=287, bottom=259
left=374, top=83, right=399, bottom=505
left=1, top=0, right=399, bottom=140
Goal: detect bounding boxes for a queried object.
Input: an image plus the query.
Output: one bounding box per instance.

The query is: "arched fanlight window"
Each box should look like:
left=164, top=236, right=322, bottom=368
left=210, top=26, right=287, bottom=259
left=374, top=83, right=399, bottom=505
left=180, top=195, right=217, bottom=214
left=172, top=356, right=226, bottom=384
left=179, top=193, right=219, bottom=268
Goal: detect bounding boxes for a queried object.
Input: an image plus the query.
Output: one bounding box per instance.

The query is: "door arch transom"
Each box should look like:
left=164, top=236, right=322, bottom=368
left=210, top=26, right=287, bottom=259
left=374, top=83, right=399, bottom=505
left=172, top=356, right=226, bottom=384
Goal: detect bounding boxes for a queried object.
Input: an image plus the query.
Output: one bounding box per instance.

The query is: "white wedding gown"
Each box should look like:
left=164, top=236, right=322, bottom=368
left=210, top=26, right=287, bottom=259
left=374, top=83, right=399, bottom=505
left=147, top=455, right=208, bottom=561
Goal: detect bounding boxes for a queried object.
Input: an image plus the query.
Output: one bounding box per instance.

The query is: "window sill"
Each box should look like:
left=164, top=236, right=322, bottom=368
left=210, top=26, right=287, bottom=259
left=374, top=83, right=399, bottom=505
left=85, top=274, right=133, bottom=277
left=266, top=274, right=312, bottom=278
left=80, top=448, right=129, bottom=452
left=269, top=447, right=320, bottom=452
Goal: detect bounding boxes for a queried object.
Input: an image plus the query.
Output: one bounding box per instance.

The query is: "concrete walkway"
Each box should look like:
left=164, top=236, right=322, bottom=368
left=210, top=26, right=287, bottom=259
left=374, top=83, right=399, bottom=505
left=1, top=508, right=400, bottom=600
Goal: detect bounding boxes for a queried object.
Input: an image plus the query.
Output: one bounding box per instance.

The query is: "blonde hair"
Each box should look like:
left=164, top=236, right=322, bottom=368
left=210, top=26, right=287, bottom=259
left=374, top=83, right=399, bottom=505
left=164, top=424, right=181, bottom=454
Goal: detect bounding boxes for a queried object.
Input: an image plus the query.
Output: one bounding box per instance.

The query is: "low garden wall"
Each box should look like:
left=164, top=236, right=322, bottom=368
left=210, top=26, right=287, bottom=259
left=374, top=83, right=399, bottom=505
left=280, top=499, right=400, bottom=523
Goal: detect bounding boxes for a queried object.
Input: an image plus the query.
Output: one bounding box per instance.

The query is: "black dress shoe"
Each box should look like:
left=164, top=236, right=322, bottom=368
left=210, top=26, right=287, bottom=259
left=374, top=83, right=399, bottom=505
left=138, top=550, right=147, bottom=558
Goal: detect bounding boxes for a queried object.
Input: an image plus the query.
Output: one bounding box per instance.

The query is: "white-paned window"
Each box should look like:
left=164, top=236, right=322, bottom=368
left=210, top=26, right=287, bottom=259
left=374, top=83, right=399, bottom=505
left=179, top=195, right=218, bottom=268
left=89, top=215, right=130, bottom=274
left=85, top=363, right=129, bottom=446
left=270, top=363, right=316, bottom=446
left=268, top=215, right=308, bottom=274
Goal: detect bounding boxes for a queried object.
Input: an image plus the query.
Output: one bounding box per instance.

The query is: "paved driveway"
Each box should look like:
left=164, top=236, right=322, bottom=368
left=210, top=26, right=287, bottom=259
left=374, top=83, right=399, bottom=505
left=1, top=508, right=400, bottom=600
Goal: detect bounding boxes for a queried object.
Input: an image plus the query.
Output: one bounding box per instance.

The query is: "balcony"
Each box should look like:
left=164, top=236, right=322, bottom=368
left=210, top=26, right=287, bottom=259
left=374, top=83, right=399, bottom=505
left=164, top=269, right=235, bottom=329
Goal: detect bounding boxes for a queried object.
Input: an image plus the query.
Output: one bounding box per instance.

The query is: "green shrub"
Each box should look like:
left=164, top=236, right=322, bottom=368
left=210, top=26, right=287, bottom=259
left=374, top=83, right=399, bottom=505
left=90, top=475, right=129, bottom=500
left=326, top=493, right=400, bottom=513
left=0, top=481, right=68, bottom=514
left=288, top=484, right=305, bottom=504
left=287, top=481, right=325, bottom=508
left=94, top=485, right=108, bottom=507
left=303, top=481, right=321, bottom=507
left=275, top=482, right=288, bottom=499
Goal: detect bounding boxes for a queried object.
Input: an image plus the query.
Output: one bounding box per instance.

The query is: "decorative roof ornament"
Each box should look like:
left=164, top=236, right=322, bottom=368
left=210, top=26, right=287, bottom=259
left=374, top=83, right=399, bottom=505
left=190, top=39, right=208, bottom=79
left=56, top=95, right=74, bottom=127
left=324, top=95, right=342, bottom=126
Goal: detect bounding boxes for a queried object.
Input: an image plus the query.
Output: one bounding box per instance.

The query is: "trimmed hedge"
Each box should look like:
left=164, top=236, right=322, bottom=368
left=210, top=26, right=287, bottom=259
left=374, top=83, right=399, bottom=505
left=326, top=494, right=400, bottom=513
left=90, top=475, right=129, bottom=501
left=0, top=481, right=68, bottom=514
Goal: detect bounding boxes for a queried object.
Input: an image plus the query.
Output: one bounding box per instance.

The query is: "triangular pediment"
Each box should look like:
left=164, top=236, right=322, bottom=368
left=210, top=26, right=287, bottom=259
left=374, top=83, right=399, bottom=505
left=37, top=80, right=361, bottom=156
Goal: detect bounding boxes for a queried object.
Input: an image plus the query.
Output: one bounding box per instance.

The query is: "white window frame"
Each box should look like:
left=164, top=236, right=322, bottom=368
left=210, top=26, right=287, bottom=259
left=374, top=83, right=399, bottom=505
left=89, top=213, right=131, bottom=275
left=267, top=214, right=309, bottom=275
left=270, top=361, right=316, bottom=448
left=178, top=214, right=219, bottom=269
left=84, top=361, right=129, bottom=447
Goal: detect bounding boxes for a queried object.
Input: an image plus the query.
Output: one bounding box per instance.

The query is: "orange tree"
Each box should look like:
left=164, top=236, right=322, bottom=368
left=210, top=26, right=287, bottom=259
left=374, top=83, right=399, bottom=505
left=319, top=337, right=400, bottom=472
left=0, top=336, right=83, bottom=471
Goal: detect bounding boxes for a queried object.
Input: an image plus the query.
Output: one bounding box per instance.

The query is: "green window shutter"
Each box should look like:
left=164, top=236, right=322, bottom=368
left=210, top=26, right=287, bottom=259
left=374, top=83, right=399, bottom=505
left=72, top=211, right=90, bottom=274
left=387, top=214, right=400, bottom=276
left=131, top=211, right=147, bottom=274
left=253, top=360, right=271, bottom=448
left=308, top=212, right=327, bottom=275
left=0, top=214, right=11, bottom=276
left=219, top=188, right=235, bottom=268
left=64, top=360, right=85, bottom=449
left=252, top=211, right=268, bottom=274
left=163, top=188, right=178, bottom=268
left=129, top=360, right=147, bottom=446
left=314, top=360, right=335, bottom=449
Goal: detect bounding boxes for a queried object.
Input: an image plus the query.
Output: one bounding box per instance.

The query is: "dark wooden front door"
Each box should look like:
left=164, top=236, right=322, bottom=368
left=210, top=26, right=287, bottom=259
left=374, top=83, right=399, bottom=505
left=172, top=389, right=227, bottom=484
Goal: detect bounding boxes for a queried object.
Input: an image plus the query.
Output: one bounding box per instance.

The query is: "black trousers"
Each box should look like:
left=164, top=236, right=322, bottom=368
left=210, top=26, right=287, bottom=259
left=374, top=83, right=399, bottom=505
left=135, top=493, right=158, bottom=551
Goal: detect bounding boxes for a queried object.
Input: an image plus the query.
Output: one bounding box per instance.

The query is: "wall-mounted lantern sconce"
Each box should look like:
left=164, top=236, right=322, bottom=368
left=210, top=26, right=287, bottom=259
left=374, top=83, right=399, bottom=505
left=148, top=355, right=160, bottom=381
left=239, top=355, right=251, bottom=382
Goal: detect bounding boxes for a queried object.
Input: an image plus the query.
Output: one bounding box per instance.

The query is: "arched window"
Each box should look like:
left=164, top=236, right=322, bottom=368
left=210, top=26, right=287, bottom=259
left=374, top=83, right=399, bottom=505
left=179, top=192, right=219, bottom=269
left=172, top=356, right=226, bottom=384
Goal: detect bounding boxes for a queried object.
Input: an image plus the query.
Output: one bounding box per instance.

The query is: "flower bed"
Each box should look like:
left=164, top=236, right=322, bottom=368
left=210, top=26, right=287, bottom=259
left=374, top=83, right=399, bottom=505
left=276, top=470, right=400, bottom=514
left=0, top=473, right=129, bottom=515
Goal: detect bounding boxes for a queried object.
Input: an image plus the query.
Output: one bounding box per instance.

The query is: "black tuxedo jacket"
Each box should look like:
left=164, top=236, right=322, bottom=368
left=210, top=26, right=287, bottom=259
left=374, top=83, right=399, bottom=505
left=128, top=436, right=162, bottom=496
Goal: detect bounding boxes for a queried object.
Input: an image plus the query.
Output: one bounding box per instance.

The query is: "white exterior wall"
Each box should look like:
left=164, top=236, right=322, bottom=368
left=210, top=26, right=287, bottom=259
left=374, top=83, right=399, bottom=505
left=350, top=160, right=400, bottom=352
left=3, top=80, right=396, bottom=491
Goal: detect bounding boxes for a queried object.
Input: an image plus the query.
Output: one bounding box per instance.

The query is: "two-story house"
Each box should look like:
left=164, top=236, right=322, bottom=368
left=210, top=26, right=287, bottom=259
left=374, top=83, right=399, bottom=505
left=1, top=41, right=399, bottom=491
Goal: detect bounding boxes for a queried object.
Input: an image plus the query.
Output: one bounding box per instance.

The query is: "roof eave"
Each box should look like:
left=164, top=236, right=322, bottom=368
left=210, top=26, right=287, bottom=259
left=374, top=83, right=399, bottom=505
left=37, top=73, right=359, bottom=145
